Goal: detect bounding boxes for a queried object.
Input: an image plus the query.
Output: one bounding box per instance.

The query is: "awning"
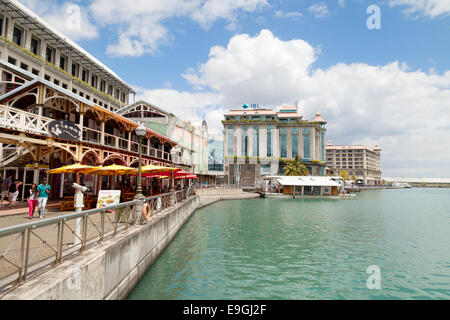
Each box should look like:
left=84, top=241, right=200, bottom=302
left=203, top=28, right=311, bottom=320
left=276, top=177, right=341, bottom=187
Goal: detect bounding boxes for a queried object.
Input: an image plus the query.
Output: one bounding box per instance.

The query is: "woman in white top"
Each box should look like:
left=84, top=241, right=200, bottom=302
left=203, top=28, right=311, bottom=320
left=28, top=183, right=38, bottom=219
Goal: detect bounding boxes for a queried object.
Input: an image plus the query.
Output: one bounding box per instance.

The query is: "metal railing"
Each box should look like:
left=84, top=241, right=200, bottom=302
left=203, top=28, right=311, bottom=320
left=0, top=189, right=196, bottom=297
left=0, top=200, right=140, bottom=296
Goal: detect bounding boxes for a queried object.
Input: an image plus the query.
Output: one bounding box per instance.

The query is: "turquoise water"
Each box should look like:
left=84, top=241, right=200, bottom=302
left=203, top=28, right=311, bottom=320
left=128, top=189, right=450, bottom=300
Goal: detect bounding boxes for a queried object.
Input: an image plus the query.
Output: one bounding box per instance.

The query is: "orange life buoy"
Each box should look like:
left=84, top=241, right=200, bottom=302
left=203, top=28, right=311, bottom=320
left=142, top=203, right=151, bottom=220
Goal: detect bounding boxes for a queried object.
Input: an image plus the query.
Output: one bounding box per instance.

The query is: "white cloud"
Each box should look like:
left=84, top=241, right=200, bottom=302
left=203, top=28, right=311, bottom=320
left=308, top=3, right=331, bottom=19
left=389, top=0, right=450, bottom=18
left=19, top=0, right=98, bottom=41
left=89, top=0, right=268, bottom=57
left=174, top=29, right=450, bottom=177
left=135, top=87, right=224, bottom=131
left=338, top=0, right=346, bottom=8
left=274, top=10, right=303, bottom=18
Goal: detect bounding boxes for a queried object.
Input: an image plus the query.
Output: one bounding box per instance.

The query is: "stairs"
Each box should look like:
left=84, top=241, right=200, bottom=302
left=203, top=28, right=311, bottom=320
left=0, top=145, right=34, bottom=168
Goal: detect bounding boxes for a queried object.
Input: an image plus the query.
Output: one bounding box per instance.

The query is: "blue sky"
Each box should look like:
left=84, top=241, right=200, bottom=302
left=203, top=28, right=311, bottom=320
left=21, top=0, right=450, bottom=177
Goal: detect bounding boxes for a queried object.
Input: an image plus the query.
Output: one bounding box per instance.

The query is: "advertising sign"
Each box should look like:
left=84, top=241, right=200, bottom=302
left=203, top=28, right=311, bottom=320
left=48, top=120, right=81, bottom=140
left=96, top=190, right=121, bottom=208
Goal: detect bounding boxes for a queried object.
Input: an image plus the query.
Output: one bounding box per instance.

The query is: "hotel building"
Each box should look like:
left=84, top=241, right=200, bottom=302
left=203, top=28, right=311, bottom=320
left=0, top=0, right=206, bottom=199
left=325, top=142, right=382, bottom=185
left=222, top=104, right=327, bottom=187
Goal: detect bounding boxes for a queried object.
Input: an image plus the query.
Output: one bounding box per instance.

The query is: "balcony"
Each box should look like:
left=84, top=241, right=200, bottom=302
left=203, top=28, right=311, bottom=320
left=0, top=105, right=172, bottom=162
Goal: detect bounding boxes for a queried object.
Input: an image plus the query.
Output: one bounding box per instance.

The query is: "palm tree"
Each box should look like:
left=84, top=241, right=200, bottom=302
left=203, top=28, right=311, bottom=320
left=284, top=156, right=309, bottom=176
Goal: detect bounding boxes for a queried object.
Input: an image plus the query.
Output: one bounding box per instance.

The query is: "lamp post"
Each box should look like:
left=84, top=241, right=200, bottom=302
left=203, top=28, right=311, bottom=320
left=169, top=146, right=181, bottom=206
left=135, top=122, right=146, bottom=198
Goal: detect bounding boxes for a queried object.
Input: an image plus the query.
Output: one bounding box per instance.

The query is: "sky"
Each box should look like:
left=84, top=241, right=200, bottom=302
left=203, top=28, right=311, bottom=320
left=18, top=0, right=450, bottom=178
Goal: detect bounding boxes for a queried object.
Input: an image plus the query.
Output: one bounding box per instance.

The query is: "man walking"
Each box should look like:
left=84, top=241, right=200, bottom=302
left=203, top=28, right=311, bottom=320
left=37, top=178, right=51, bottom=218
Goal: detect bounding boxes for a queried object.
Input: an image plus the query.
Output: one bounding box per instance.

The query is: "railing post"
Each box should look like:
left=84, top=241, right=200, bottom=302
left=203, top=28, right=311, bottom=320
left=57, top=220, right=64, bottom=263
left=81, top=214, right=88, bottom=251
left=100, top=210, right=105, bottom=243
left=22, top=228, right=31, bottom=281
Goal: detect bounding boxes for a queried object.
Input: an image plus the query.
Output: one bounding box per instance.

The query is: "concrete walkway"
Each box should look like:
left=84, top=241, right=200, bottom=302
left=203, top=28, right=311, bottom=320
left=196, top=189, right=260, bottom=209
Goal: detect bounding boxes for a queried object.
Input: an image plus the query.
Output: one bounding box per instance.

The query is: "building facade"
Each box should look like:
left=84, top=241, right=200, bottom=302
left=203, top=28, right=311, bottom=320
left=0, top=0, right=190, bottom=200
left=325, top=142, right=382, bottom=185
left=222, top=104, right=327, bottom=187
left=117, top=101, right=209, bottom=176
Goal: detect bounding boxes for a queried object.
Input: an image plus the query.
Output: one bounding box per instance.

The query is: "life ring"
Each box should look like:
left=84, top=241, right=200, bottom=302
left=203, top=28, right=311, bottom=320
left=142, top=203, right=151, bottom=220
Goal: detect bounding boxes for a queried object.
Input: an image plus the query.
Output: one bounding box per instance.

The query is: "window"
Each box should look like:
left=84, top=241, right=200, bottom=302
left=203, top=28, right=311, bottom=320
left=81, top=69, right=88, bottom=82
left=303, top=128, right=311, bottom=159
left=91, top=74, right=97, bottom=88
left=292, top=128, right=299, bottom=158
left=7, top=56, right=16, bottom=65
left=44, top=74, right=51, bottom=81
left=20, top=63, right=28, bottom=71
left=45, top=46, right=53, bottom=63
left=115, top=89, right=119, bottom=99
left=0, top=17, right=3, bottom=36
left=54, top=79, right=59, bottom=85
left=13, top=26, right=22, bottom=46
left=100, top=80, right=106, bottom=92
left=31, top=68, right=39, bottom=76
left=30, top=38, right=39, bottom=55
left=225, top=128, right=233, bottom=156
left=72, top=88, right=77, bottom=94
left=62, top=83, right=67, bottom=89
left=266, top=126, right=272, bottom=157
left=253, top=126, right=259, bottom=157
left=71, top=63, right=78, bottom=77
left=241, top=126, right=248, bottom=157
left=280, top=128, right=287, bottom=158
left=122, top=93, right=126, bottom=103
left=59, top=55, right=66, bottom=70
left=108, top=85, right=113, bottom=95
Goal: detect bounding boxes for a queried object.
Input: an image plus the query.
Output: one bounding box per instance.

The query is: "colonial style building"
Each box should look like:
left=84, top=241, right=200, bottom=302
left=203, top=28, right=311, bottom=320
left=0, top=0, right=199, bottom=200
left=325, top=142, right=382, bottom=185
left=222, top=104, right=327, bottom=187
left=117, top=101, right=209, bottom=177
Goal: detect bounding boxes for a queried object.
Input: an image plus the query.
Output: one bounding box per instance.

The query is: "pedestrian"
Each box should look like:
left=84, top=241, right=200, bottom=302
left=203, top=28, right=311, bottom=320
left=8, top=180, right=21, bottom=207
left=1, top=174, right=12, bottom=207
left=37, top=178, right=51, bottom=218
left=28, top=183, right=38, bottom=219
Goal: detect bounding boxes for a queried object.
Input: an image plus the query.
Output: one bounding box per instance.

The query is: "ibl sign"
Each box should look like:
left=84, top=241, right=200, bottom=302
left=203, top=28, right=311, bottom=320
left=242, top=104, right=259, bottom=109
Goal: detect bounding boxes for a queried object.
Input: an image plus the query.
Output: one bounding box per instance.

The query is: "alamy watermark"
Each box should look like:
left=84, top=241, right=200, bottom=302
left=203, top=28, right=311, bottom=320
left=367, top=5, right=381, bottom=30
left=366, top=265, right=382, bottom=289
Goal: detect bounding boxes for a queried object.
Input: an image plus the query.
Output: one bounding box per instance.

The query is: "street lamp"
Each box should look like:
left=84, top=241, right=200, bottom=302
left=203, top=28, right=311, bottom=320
left=135, top=122, right=146, bottom=198
left=169, top=146, right=181, bottom=205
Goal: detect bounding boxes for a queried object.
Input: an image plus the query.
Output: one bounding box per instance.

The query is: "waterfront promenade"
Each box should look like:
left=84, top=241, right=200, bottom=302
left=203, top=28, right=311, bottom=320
left=0, top=188, right=259, bottom=299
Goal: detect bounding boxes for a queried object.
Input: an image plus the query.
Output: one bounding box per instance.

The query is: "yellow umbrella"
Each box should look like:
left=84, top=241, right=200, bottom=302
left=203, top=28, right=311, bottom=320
left=46, top=163, right=101, bottom=174
left=130, top=164, right=180, bottom=175
left=86, top=164, right=135, bottom=176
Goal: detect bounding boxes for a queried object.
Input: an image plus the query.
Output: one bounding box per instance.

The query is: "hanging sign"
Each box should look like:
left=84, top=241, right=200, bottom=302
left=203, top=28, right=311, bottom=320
left=48, top=120, right=81, bottom=140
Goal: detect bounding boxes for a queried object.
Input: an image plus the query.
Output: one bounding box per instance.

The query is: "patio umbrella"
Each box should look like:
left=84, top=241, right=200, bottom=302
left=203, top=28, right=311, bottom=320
left=130, top=164, right=180, bottom=175
left=46, top=163, right=101, bottom=174
left=175, top=174, right=198, bottom=179
left=85, top=164, right=135, bottom=176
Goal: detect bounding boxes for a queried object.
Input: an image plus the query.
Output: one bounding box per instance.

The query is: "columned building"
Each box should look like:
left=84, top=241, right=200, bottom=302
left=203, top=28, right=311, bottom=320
left=325, top=142, right=382, bottom=185
left=222, top=104, right=327, bottom=187
left=117, top=101, right=209, bottom=177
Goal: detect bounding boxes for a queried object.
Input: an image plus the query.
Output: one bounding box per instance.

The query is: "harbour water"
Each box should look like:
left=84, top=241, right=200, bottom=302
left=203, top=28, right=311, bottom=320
left=128, top=188, right=450, bottom=300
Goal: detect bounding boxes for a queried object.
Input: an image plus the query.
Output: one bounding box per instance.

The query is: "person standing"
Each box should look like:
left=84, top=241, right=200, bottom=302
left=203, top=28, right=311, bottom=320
left=28, top=183, right=38, bottom=219
left=37, top=178, right=51, bottom=218
left=1, top=174, right=12, bottom=207
left=9, top=180, right=22, bottom=207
